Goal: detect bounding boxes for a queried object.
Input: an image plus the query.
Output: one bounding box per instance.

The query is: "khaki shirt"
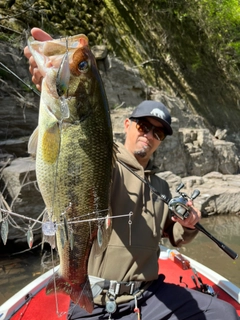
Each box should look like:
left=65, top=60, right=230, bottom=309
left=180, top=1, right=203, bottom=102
left=88, top=143, right=198, bottom=304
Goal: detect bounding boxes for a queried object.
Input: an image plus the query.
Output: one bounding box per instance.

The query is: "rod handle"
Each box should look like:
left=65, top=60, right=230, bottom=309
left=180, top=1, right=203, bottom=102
left=195, top=223, right=238, bottom=260
left=218, top=243, right=238, bottom=260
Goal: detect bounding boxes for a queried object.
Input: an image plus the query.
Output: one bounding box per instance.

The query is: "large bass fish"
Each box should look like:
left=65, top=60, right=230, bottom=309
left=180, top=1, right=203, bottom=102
left=28, top=34, right=114, bottom=313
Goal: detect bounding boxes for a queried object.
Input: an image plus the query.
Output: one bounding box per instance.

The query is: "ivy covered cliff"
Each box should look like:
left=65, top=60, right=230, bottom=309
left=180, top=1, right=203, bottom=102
left=0, top=0, right=240, bottom=145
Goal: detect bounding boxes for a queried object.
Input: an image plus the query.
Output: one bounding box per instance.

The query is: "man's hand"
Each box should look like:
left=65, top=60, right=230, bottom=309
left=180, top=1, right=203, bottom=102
left=24, top=28, right=52, bottom=91
left=171, top=200, right=201, bottom=229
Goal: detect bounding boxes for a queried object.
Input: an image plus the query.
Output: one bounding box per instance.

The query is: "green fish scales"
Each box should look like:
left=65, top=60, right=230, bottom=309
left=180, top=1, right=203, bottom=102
left=28, top=34, right=114, bottom=313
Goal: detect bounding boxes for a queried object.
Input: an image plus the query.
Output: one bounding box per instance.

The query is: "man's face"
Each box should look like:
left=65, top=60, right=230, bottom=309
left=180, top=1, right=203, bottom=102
left=124, top=116, right=165, bottom=163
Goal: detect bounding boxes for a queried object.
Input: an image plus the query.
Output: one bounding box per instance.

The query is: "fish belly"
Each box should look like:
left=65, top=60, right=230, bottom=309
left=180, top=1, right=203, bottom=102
left=37, top=115, right=112, bottom=313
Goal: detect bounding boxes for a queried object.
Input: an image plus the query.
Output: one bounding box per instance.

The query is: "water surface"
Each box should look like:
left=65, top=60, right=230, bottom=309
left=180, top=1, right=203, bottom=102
left=0, top=214, right=239, bottom=306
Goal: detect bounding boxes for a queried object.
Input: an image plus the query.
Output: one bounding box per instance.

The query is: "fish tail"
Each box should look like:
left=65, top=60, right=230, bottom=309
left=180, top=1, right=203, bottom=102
left=46, top=273, right=94, bottom=313
left=71, top=279, right=94, bottom=314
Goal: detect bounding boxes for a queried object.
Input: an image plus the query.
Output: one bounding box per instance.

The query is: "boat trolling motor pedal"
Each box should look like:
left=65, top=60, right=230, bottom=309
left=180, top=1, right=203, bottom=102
left=168, top=183, right=200, bottom=220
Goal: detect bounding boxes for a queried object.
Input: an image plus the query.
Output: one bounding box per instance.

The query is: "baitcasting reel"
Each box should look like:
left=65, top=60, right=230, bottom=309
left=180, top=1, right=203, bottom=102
left=168, top=183, right=200, bottom=220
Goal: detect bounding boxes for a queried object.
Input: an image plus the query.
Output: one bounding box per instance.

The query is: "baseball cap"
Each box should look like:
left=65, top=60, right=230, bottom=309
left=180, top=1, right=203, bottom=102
left=129, top=100, right=173, bottom=135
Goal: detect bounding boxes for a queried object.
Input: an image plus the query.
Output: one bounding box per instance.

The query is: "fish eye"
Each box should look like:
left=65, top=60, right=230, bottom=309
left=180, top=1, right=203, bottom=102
left=78, top=60, right=89, bottom=73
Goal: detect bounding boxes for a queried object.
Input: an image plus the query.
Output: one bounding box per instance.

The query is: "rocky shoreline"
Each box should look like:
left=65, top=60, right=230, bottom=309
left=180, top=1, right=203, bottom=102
left=0, top=44, right=240, bottom=243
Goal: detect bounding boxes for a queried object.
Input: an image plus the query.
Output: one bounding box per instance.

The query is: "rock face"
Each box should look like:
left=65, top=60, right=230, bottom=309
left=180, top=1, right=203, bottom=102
left=0, top=44, right=240, bottom=242
left=1, top=158, right=45, bottom=241
left=158, top=171, right=240, bottom=217
left=0, top=42, right=39, bottom=141
left=111, top=111, right=239, bottom=177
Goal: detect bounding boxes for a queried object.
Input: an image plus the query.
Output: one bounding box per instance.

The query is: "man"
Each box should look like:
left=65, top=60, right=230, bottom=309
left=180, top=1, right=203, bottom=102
left=24, top=29, right=238, bottom=320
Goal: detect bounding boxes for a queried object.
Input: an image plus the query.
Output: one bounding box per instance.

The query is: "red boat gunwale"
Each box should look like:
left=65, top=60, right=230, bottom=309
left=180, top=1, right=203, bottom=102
left=0, top=251, right=239, bottom=320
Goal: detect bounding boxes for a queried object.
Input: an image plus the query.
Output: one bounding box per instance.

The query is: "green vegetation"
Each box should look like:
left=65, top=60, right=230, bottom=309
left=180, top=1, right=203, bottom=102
left=0, top=0, right=240, bottom=133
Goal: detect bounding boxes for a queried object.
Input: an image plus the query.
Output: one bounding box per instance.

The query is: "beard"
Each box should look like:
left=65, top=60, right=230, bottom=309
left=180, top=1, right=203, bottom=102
left=134, top=148, right=147, bottom=158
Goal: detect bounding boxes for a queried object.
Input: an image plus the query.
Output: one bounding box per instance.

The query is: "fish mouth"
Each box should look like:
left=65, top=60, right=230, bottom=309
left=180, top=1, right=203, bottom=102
left=28, top=34, right=88, bottom=79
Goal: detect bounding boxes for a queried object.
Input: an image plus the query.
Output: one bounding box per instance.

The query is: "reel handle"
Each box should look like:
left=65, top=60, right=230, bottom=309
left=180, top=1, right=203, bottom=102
left=190, top=189, right=200, bottom=200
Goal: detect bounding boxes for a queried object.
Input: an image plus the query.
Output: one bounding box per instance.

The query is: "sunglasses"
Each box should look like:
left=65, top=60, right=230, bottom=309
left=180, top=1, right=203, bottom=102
left=131, top=118, right=166, bottom=141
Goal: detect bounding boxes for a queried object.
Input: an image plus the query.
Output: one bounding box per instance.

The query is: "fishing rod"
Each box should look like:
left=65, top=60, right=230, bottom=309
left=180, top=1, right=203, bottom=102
left=117, top=159, right=238, bottom=260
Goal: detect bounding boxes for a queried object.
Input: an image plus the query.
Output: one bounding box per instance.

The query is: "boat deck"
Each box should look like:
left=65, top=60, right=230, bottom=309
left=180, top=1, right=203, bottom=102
left=6, top=258, right=240, bottom=320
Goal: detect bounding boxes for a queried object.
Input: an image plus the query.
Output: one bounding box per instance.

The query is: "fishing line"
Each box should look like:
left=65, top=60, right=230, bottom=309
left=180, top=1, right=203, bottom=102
left=48, top=38, right=71, bottom=245
left=48, top=255, right=92, bottom=318
left=16, top=295, right=33, bottom=320
left=11, top=241, right=43, bottom=255
left=50, top=245, right=63, bottom=317
left=46, top=248, right=69, bottom=318
left=0, top=208, right=45, bottom=225
left=48, top=247, right=86, bottom=318
left=0, top=62, right=40, bottom=97
left=66, top=280, right=91, bottom=318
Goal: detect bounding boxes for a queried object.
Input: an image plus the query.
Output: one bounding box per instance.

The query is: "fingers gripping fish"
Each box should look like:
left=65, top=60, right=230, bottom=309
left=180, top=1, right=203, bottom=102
left=27, top=34, right=115, bottom=313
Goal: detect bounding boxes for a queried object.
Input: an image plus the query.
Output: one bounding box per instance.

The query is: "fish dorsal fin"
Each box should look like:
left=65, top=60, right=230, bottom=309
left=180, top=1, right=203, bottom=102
left=28, top=126, right=39, bottom=156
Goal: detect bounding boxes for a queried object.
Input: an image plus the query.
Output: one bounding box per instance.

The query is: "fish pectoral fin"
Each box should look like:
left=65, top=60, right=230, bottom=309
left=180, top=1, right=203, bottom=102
left=42, top=124, right=61, bottom=163
left=28, top=126, right=39, bottom=156
left=28, top=123, right=61, bottom=164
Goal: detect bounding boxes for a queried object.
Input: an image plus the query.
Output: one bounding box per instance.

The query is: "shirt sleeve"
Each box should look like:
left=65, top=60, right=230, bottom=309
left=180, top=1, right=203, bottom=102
left=165, top=220, right=199, bottom=247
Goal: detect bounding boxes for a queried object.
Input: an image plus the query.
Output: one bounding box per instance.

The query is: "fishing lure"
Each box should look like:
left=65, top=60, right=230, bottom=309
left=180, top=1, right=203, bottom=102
left=1, top=218, right=9, bottom=245
left=56, top=37, right=70, bottom=120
